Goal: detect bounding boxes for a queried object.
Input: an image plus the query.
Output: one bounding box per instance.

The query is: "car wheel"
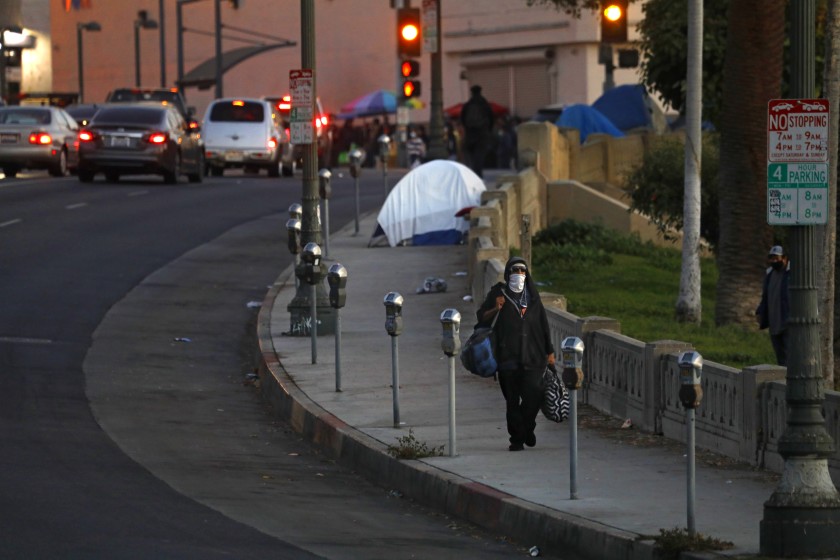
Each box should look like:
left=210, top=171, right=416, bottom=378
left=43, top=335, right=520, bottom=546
left=188, top=153, right=204, bottom=183
left=78, top=170, right=95, bottom=183
left=105, top=172, right=120, bottom=183
left=49, top=149, right=68, bottom=177
left=3, top=167, right=19, bottom=178
left=209, top=165, right=224, bottom=177
left=282, top=163, right=294, bottom=177
left=164, top=153, right=181, bottom=184
left=268, top=158, right=281, bottom=178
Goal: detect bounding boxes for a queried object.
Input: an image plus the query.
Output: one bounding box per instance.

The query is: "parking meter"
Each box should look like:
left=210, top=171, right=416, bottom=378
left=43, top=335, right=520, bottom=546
left=318, top=168, right=332, bottom=199
left=288, top=202, right=302, bottom=221
left=560, top=337, right=585, bottom=390
left=383, top=292, right=403, bottom=337
left=349, top=148, right=364, bottom=178
left=678, top=351, right=704, bottom=409
left=377, top=134, right=391, bottom=163
left=300, top=242, right=322, bottom=285
left=440, top=309, right=461, bottom=357
left=286, top=218, right=301, bottom=255
left=327, top=263, right=347, bottom=309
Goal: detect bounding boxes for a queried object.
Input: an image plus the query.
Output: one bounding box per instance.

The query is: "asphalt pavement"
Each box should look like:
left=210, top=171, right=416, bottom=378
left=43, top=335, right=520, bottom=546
left=258, top=183, right=788, bottom=560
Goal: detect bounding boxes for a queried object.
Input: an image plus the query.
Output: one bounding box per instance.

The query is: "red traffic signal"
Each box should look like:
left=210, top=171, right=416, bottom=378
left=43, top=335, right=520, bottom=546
left=401, top=79, right=421, bottom=100
left=400, top=59, right=420, bottom=78
left=397, top=8, right=421, bottom=57
left=600, top=0, right=628, bottom=44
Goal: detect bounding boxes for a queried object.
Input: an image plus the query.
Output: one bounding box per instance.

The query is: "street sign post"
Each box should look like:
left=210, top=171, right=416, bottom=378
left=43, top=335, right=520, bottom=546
left=290, top=69, right=314, bottom=145
left=767, top=99, right=830, bottom=225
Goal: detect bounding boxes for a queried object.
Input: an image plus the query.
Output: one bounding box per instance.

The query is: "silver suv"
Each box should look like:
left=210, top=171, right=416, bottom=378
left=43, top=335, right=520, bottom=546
left=202, top=98, right=290, bottom=177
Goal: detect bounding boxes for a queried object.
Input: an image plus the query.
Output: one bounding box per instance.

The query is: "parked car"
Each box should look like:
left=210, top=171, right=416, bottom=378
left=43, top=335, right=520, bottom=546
left=264, top=94, right=332, bottom=175
left=65, top=103, right=102, bottom=126
left=202, top=98, right=289, bottom=177
left=0, top=105, right=80, bottom=178
left=76, top=103, right=204, bottom=184
left=105, top=87, right=198, bottom=129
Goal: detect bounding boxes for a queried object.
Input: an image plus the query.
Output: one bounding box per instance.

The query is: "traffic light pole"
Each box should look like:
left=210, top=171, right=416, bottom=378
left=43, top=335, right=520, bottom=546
left=426, top=0, right=447, bottom=161
left=759, top=0, right=840, bottom=555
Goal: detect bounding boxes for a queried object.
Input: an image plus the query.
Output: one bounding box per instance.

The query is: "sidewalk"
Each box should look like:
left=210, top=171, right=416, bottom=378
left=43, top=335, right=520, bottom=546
left=257, top=207, right=780, bottom=560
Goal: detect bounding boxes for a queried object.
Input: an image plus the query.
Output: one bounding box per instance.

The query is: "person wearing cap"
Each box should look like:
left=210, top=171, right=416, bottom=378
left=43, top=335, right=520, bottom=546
left=476, top=256, right=555, bottom=451
left=460, top=84, right=495, bottom=178
left=755, top=245, right=790, bottom=366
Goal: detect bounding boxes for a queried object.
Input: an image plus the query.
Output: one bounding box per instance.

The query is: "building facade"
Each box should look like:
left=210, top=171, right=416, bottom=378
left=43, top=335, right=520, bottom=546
left=9, top=0, right=645, bottom=121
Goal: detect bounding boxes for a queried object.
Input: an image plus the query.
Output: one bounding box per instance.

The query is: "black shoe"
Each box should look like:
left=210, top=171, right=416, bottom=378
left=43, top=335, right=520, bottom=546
left=525, top=433, right=536, bottom=447
left=508, top=443, right=524, bottom=451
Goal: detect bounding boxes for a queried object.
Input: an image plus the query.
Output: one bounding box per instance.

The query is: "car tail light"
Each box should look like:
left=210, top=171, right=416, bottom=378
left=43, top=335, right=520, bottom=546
left=147, top=132, right=169, bottom=144
left=320, top=115, right=329, bottom=127
left=268, top=136, right=278, bottom=149
left=285, top=127, right=290, bottom=139
left=78, top=130, right=96, bottom=142
left=278, top=95, right=292, bottom=111
left=29, top=132, right=52, bottom=145
left=188, top=120, right=199, bottom=130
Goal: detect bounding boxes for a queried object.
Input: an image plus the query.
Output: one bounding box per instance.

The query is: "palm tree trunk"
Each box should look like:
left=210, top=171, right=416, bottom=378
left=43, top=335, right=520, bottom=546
left=715, top=0, right=786, bottom=326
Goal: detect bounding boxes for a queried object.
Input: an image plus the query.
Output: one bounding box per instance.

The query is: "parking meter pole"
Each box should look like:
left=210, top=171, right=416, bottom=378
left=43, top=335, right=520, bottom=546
left=319, top=169, right=331, bottom=259
left=322, top=199, right=330, bottom=258
left=678, top=350, right=703, bottom=536
left=687, top=407, right=696, bottom=534
left=354, top=176, right=360, bottom=234
left=348, top=149, right=363, bottom=235
left=391, top=337, right=400, bottom=427
left=334, top=308, right=341, bottom=391
left=310, top=284, right=317, bottom=364
left=561, top=337, right=585, bottom=501
left=440, top=309, right=461, bottom=458
left=382, top=162, right=388, bottom=202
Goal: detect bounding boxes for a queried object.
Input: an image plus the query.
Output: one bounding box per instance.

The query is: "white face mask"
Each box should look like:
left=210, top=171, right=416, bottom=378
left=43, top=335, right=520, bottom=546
left=508, top=273, right=525, bottom=293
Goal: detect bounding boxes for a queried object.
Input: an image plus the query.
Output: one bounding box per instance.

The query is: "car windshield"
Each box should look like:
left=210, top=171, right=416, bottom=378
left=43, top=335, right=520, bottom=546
left=0, top=108, right=51, bottom=125
left=209, top=101, right=265, bottom=123
left=93, top=107, right=164, bottom=126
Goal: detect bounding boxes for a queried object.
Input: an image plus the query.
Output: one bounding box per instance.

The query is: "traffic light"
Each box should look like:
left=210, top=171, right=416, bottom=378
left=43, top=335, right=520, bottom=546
left=400, top=59, right=421, bottom=100
left=600, top=0, right=627, bottom=44
left=397, top=8, right=421, bottom=57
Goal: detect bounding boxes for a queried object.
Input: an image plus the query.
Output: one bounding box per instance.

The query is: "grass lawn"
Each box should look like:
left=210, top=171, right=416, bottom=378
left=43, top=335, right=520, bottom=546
left=530, top=222, right=777, bottom=369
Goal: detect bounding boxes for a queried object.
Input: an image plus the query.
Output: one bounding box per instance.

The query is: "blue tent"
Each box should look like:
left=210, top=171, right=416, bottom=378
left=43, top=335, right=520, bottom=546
left=556, top=104, right=624, bottom=143
left=592, top=84, right=664, bottom=132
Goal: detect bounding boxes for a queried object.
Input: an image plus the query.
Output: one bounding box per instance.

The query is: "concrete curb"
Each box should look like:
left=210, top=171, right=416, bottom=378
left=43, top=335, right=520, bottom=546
left=255, top=269, right=668, bottom=560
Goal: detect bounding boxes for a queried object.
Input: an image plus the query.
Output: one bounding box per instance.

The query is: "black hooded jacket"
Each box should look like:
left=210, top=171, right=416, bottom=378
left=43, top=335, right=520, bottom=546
left=475, top=257, right=554, bottom=371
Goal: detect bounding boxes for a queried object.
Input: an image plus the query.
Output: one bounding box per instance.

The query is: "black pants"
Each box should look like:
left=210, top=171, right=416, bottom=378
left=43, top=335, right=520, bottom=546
left=498, top=367, right=544, bottom=445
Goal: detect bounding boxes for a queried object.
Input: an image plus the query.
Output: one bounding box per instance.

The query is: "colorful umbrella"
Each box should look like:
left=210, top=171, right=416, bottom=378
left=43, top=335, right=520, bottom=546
left=338, top=90, right=397, bottom=118
left=444, top=101, right=509, bottom=119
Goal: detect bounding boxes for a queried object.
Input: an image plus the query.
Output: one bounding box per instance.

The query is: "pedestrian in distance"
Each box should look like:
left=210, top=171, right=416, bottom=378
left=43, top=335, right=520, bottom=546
left=460, top=84, right=495, bottom=178
left=755, top=245, right=790, bottom=366
left=406, top=129, right=426, bottom=169
left=476, top=257, right=555, bottom=451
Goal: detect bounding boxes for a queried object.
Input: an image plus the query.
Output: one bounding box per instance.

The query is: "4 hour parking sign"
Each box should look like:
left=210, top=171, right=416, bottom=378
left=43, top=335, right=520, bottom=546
left=767, top=99, right=830, bottom=225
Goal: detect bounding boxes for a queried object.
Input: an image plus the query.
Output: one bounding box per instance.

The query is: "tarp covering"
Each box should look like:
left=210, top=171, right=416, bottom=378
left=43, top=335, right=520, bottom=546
left=374, top=160, right=485, bottom=247
left=556, top=104, right=625, bottom=143
left=592, top=84, right=668, bottom=133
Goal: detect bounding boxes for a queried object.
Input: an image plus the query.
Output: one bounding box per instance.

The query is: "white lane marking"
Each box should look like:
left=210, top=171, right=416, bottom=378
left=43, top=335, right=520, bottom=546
left=128, top=190, right=149, bottom=197
left=0, top=218, right=22, bottom=228
left=0, top=336, right=54, bottom=345
left=66, top=202, right=89, bottom=210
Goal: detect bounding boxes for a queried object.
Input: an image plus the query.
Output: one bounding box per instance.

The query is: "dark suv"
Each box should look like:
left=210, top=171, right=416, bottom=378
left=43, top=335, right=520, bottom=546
left=105, top=88, right=197, bottom=126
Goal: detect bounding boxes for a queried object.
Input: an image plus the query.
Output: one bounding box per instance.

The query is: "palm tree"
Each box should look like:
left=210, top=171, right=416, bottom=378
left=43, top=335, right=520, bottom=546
left=714, top=0, right=786, bottom=326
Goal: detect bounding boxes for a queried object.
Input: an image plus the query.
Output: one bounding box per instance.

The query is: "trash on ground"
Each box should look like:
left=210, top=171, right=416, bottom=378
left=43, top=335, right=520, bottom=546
left=452, top=271, right=467, bottom=276
left=462, top=295, right=473, bottom=302
left=387, top=489, right=403, bottom=498
left=246, top=301, right=262, bottom=308
left=416, top=276, right=448, bottom=294
left=621, top=418, right=633, bottom=429
left=529, top=545, right=540, bottom=557
left=173, top=337, right=191, bottom=343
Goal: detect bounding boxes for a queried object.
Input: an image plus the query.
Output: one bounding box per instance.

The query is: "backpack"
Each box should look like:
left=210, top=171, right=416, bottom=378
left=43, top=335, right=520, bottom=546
left=462, top=101, right=489, bottom=130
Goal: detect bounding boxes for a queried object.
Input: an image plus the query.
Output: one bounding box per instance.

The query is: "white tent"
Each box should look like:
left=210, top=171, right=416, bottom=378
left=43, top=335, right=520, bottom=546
left=373, top=160, right=486, bottom=247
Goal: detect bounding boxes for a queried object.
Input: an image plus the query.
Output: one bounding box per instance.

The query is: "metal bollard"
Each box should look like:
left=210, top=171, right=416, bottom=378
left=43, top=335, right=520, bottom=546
left=383, top=292, right=403, bottom=428
left=327, top=264, right=347, bottom=392
left=678, top=350, right=704, bottom=535
left=348, top=148, right=363, bottom=235
left=440, top=309, right=461, bottom=457
left=318, top=168, right=332, bottom=259
left=301, top=242, right=321, bottom=364
left=561, top=337, right=585, bottom=500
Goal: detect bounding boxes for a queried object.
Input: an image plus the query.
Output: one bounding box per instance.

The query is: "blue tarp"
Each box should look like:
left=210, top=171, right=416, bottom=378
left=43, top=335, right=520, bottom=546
left=592, top=84, right=655, bottom=132
left=556, top=104, right=624, bottom=143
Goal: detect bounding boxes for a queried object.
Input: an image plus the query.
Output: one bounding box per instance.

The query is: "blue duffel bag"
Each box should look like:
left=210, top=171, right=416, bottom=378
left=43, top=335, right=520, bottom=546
left=459, top=314, right=498, bottom=378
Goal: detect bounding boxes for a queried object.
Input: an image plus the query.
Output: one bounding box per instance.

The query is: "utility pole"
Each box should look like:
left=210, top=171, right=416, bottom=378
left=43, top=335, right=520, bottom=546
left=760, top=0, right=840, bottom=556
left=426, top=0, right=447, bottom=160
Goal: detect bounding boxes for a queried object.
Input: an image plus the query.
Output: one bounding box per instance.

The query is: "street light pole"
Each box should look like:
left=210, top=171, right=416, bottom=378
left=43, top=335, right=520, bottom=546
left=158, top=0, right=166, bottom=87
left=76, top=22, right=101, bottom=104
left=759, top=0, right=840, bottom=556
left=134, top=12, right=158, bottom=88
